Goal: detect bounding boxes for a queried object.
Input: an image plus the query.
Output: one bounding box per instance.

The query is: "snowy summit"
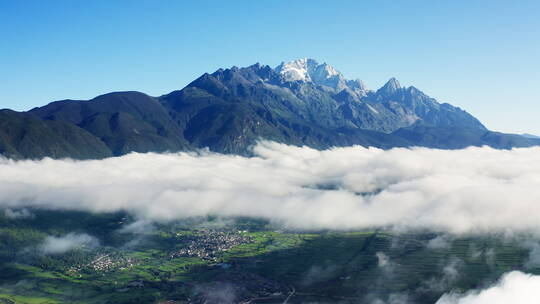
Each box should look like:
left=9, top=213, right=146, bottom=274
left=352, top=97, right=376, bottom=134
left=275, top=58, right=367, bottom=94
left=275, top=58, right=339, bottom=82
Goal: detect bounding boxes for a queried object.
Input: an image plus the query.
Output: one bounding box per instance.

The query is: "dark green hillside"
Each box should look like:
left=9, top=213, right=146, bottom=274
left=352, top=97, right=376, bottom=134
left=30, top=91, right=188, bottom=156
left=0, top=110, right=112, bottom=159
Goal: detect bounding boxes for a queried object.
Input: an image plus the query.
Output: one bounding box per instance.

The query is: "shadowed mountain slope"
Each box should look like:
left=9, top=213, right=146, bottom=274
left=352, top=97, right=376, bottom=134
left=0, top=109, right=112, bottom=159
left=29, top=91, right=188, bottom=156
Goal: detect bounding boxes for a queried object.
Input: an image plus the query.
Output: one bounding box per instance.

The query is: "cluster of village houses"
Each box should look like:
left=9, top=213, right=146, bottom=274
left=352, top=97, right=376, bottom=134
left=171, top=230, right=253, bottom=261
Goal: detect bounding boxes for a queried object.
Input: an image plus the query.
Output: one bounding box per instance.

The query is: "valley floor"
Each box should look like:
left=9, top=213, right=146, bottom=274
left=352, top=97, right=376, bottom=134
left=0, top=210, right=537, bottom=303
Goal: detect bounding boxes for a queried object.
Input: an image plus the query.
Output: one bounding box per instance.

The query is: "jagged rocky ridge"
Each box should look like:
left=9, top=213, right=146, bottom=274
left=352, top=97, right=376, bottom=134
left=1, top=59, right=538, bottom=159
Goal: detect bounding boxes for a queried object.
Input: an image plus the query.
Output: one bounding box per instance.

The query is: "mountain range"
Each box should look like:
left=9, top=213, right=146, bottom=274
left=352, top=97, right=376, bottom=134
left=1, top=58, right=539, bottom=159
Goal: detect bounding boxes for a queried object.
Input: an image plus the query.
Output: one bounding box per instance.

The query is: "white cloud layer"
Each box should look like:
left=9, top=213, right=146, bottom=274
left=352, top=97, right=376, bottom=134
left=436, top=271, right=540, bottom=304
left=1, top=141, right=540, bottom=233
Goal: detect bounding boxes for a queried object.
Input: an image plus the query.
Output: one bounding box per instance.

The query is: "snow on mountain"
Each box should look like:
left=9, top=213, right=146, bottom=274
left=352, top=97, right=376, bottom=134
left=275, top=58, right=314, bottom=82
left=275, top=58, right=367, bottom=95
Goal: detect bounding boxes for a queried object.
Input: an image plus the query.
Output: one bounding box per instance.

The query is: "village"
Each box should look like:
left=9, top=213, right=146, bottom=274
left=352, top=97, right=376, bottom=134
left=171, top=229, right=253, bottom=262
left=68, top=251, right=137, bottom=274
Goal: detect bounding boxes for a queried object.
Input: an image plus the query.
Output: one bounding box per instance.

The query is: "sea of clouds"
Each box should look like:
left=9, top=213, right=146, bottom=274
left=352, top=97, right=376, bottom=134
left=3, top=141, right=540, bottom=302
left=1, top=141, right=540, bottom=233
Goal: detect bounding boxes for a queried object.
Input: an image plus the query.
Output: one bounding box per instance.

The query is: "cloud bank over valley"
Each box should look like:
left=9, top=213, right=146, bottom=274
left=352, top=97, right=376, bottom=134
left=1, top=141, right=540, bottom=233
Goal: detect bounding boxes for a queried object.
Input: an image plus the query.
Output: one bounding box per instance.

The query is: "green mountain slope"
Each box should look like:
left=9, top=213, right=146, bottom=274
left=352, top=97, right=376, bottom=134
left=0, top=110, right=112, bottom=159
left=30, top=91, right=188, bottom=156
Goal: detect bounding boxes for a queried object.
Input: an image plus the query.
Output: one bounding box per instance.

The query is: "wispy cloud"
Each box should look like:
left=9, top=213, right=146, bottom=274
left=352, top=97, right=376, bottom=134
left=39, top=233, right=99, bottom=255
left=4, top=208, right=34, bottom=219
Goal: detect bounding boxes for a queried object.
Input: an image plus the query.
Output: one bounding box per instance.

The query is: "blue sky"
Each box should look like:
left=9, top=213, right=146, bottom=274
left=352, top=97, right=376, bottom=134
left=1, top=0, right=539, bottom=134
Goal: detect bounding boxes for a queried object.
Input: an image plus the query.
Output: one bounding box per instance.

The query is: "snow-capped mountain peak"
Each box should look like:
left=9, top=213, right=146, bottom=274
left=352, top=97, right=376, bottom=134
left=275, top=58, right=364, bottom=94
left=275, top=58, right=346, bottom=82
left=274, top=58, right=315, bottom=82
left=318, top=63, right=340, bottom=78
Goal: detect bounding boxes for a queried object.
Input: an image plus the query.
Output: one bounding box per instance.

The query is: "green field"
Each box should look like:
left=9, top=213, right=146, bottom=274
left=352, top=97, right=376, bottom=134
left=0, top=210, right=538, bottom=303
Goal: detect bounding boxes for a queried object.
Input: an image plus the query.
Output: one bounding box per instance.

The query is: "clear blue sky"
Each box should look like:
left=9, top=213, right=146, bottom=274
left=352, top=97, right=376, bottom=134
left=1, top=0, right=539, bottom=134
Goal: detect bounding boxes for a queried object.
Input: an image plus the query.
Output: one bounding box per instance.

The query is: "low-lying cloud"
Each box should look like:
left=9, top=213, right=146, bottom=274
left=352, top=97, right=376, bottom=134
left=40, top=233, right=99, bottom=255
left=436, top=271, right=540, bottom=304
left=4, top=208, right=34, bottom=219
left=1, top=141, right=540, bottom=233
